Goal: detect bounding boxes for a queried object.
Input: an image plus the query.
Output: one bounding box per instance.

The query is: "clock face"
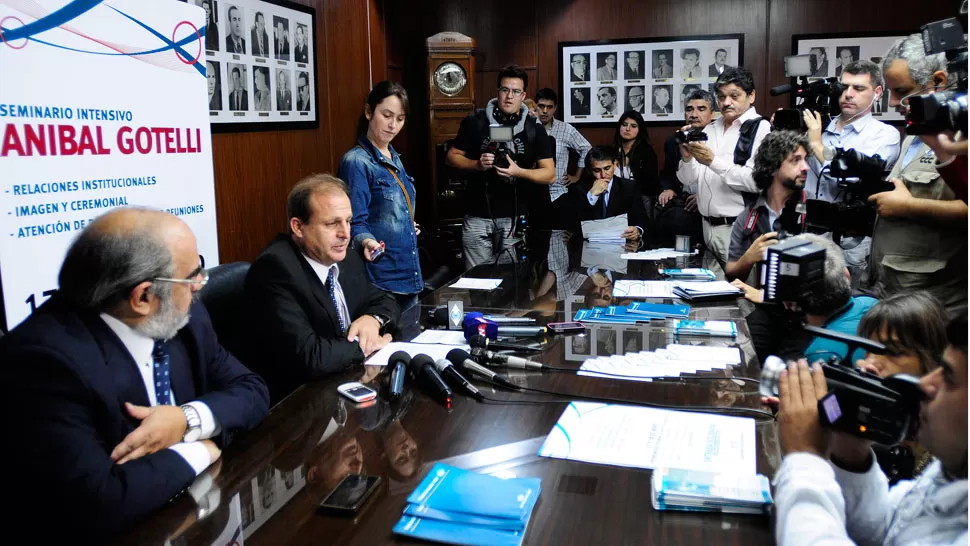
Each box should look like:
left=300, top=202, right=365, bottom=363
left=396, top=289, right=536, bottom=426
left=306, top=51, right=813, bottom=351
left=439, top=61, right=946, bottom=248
left=434, top=62, right=467, bottom=96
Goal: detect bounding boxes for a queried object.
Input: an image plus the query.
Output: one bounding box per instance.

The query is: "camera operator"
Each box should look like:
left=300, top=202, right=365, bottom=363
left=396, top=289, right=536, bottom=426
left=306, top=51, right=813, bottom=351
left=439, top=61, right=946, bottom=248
left=802, top=60, right=901, bottom=286
left=653, top=89, right=713, bottom=239
left=446, top=65, right=555, bottom=269
left=773, top=314, right=968, bottom=546
left=677, top=67, right=771, bottom=279
left=725, top=130, right=809, bottom=282
left=737, top=233, right=878, bottom=364
left=869, top=35, right=968, bottom=318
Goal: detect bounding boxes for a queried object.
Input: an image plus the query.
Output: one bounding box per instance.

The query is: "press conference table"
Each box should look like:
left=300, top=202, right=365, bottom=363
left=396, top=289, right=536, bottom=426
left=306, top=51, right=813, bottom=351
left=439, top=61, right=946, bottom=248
left=117, top=231, right=779, bottom=545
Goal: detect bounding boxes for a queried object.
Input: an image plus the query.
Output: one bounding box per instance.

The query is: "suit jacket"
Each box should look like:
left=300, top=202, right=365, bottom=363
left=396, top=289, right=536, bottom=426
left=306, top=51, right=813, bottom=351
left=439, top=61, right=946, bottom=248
left=209, top=90, right=222, bottom=111
left=244, top=234, right=400, bottom=402
left=229, top=88, right=248, bottom=111
left=251, top=28, right=269, bottom=56
left=295, top=44, right=309, bottom=63
left=567, top=176, right=648, bottom=234
left=298, top=95, right=311, bottom=111
left=625, top=64, right=643, bottom=79
left=0, top=297, right=269, bottom=542
left=277, top=90, right=292, bottom=110
left=653, top=65, right=672, bottom=79
left=709, top=63, right=727, bottom=77
left=205, top=21, right=219, bottom=51
left=225, top=34, right=245, bottom=54
left=275, top=36, right=289, bottom=58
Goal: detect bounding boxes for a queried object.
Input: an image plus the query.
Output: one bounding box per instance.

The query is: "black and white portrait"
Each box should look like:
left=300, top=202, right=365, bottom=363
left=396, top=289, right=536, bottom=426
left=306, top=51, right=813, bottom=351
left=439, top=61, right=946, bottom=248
left=296, top=71, right=312, bottom=111
left=250, top=10, right=269, bottom=57
left=624, top=50, right=645, bottom=80
left=224, top=4, right=245, bottom=54
left=680, top=48, right=702, bottom=79
left=809, top=47, right=830, bottom=77
left=709, top=47, right=730, bottom=76
left=273, top=15, right=290, bottom=60
left=570, top=53, right=590, bottom=82
left=252, top=66, right=271, bottom=111
left=652, top=49, right=673, bottom=79
left=652, top=85, right=673, bottom=114
left=294, top=23, right=309, bottom=63
left=835, top=45, right=860, bottom=77
left=206, top=60, right=222, bottom=111
left=622, top=329, right=643, bottom=353
left=595, top=328, right=617, bottom=356
left=596, top=86, right=618, bottom=116
left=596, top=51, right=618, bottom=81
left=227, top=63, right=248, bottom=110
left=198, top=0, right=219, bottom=51
left=708, top=83, right=720, bottom=112
left=679, top=84, right=701, bottom=111
left=571, top=87, right=591, bottom=115
left=625, top=85, right=645, bottom=114
left=276, top=68, right=292, bottom=111
left=571, top=333, right=590, bottom=356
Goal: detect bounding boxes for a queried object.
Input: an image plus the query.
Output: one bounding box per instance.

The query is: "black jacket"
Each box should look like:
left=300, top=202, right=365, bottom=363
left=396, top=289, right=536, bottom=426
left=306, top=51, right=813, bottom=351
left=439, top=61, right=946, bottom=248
left=244, top=235, right=399, bottom=402
left=566, top=176, right=648, bottom=234
left=618, top=141, right=660, bottom=197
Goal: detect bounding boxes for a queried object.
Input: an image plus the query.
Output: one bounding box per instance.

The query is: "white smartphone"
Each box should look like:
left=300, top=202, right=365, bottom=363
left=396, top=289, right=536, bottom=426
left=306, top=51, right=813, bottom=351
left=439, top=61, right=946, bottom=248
left=337, top=382, right=378, bottom=403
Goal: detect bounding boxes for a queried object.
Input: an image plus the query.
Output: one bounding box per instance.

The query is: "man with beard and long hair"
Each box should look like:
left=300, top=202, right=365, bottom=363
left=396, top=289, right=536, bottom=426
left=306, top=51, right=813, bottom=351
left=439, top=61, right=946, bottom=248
left=0, top=207, right=269, bottom=542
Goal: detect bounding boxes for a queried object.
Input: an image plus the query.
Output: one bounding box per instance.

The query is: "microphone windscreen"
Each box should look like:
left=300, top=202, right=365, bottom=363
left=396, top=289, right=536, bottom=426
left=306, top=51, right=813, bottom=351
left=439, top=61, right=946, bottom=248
left=447, top=348, right=471, bottom=364
left=409, top=353, right=435, bottom=373
left=769, top=84, right=793, bottom=96
left=388, top=350, right=411, bottom=366
left=431, top=306, right=449, bottom=326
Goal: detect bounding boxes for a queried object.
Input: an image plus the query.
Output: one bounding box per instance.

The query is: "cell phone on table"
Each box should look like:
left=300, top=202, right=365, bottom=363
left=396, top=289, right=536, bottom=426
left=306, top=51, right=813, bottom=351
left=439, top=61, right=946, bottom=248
left=318, top=474, right=383, bottom=516
left=547, top=321, right=586, bottom=334
left=337, top=382, right=378, bottom=403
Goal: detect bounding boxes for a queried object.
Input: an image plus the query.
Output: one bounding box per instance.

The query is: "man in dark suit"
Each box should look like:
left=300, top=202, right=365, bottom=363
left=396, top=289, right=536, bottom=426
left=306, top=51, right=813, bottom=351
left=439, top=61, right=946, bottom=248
left=709, top=48, right=729, bottom=76
left=0, top=208, right=269, bottom=542
left=229, top=65, right=248, bottom=110
left=568, top=146, right=647, bottom=241
left=274, top=19, right=290, bottom=60
left=251, top=11, right=269, bottom=57
left=202, top=0, right=219, bottom=51
left=294, top=25, right=309, bottom=63
left=245, top=174, right=399, bottom=403
left=225, top=5, right=245, bottom=54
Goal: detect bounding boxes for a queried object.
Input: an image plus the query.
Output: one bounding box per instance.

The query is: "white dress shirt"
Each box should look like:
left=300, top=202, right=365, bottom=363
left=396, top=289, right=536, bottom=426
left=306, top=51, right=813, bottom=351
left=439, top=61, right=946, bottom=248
left=100, top=313, right=219, bottom=475
left=302, top=254, right=351, bottom=332
left=805, top=113, right=901, bottom=202
left=774, top=452, right=968, bottom=546
left=677, top=107, right=770, bottom=218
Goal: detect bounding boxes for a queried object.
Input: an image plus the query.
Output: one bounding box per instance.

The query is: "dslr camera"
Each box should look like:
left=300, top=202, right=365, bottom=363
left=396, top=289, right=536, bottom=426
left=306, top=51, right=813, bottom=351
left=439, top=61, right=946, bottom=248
left=771, top=55, right=847, bottom=131
left=906, top=10, right=968, bottom=135
left=674, top=127, right=708, bottom=144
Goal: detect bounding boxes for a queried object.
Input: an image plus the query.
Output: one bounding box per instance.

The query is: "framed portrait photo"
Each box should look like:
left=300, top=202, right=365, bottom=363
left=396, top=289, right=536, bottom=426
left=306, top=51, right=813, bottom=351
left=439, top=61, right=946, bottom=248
left=201, top=0, right=318, bottom=132
left=559, top=33, right=744, bottom=126
left=791, top=32, right=911, bottom=125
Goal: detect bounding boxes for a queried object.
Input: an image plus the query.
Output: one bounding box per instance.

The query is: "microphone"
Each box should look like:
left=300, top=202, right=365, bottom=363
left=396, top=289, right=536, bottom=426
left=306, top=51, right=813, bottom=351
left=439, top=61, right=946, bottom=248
left=470, top=346, right=544, bottom=370
left=467, top=334, right=543, bottom=353
left=483, top=315, right=537, bottom=324
left=434, top=359, right=485, bottom=402
left=387, top=350, right=411, bottom=401
left=409, top=354, right=453, bottom=407
left=446, top=348, right=516, bottom=389
left=769, top=83, right=793, bottom=96
left=463, top=312, right=547, bottom=339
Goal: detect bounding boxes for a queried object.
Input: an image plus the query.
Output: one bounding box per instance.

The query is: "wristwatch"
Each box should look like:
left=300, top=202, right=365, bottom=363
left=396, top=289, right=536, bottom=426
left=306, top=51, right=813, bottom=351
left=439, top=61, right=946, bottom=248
left=371, top=314, right=390, bottom=330
left=181, top=404, right=202, bottom=442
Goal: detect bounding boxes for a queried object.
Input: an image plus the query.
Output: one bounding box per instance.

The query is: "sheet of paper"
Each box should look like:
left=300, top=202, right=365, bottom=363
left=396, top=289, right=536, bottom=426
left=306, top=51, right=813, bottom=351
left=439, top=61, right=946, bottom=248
left=621, top=248, right=699, bottom=260
left=613, top=280, right=675, bottom=298
left=364, top=342, right=469, bottom=367
left=581, top=242, right=628, bottom=274
left=409, top=329, right=469, bottom=345
left=449, top=278, right=503, bottom=290
left=539, top=401, right=757, bottom=476
left=581, top=213, right=628, bottom=243
left=577, top=347, right=735, bottom=382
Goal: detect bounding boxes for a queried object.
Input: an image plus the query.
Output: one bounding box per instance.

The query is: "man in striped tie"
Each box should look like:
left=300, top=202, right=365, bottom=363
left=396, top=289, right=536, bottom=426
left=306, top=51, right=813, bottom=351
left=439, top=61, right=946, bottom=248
left=245, top=174, right=400, bottom=403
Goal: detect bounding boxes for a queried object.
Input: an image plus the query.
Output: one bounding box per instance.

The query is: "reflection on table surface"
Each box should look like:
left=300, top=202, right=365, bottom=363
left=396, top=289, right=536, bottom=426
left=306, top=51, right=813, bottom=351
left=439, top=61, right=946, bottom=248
left=117, top=229, right=778, bottom=546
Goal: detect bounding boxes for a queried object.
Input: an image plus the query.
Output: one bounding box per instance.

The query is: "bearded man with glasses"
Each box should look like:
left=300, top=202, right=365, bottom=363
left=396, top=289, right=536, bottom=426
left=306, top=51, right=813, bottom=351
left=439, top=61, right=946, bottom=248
left=0, top=207, right=269, bottom=543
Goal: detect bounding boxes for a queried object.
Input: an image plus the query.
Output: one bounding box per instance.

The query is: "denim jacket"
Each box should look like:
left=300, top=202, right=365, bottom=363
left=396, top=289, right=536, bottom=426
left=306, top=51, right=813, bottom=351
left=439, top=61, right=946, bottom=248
left=338, top=136, right=422, bottom=294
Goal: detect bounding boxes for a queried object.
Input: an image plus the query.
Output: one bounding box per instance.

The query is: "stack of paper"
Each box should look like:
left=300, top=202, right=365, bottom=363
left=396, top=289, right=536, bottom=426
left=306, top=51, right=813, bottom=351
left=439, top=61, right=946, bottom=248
left=449, top=278, right=503, bottom=290
left=573, top=302, right=690, bottom=324
left=621, top=248, right=699, bottom=260
left=581, top=214, right=628, bottom=243
left=538, top=402, right=756, bottom=475
left=651, top=468, right=772, bottom=514
left=393, top=463, right=541, bottom=546
left=672, top=281, right=743, bottom=301
left=577, top=343, right=742, bottom=382
left=673, top=319, right=738, bottom=338
left=662, top=268, right=716, bottom=281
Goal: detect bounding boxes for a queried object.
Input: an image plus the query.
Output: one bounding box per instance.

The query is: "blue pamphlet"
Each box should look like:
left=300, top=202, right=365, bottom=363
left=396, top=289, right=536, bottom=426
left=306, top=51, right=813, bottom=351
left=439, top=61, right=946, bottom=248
left=393, top=515, right=529, bottom=546
left=406, top=463, right=541, bottom=521
left=673, top=320, right=737, bottom=338
left=628, top=301, right=691, bottom=319
left=403, top=504, right=527, bottom=530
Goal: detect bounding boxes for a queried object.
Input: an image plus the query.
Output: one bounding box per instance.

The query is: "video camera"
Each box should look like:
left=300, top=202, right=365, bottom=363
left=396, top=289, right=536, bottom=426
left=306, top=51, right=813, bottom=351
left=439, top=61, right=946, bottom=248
left=805, top=325, right=924, bottom=445
left=674, top=127, right=708, bottom=144
left=759, top=235, right=826, bottom=304
left=770, top=58, right=847, bottom=131
left=907, top=7, right=969, bottom=135
left=488, top=124, right=514, bottom=169
left=805, top=148, right=892, bottom=241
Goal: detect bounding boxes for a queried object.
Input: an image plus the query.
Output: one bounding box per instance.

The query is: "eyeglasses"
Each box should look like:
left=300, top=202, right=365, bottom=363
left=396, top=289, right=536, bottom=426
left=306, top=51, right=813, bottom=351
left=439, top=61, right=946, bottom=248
left=154, top=265, right=209, bottom=288
left=498, top=87, right=524, bottom=97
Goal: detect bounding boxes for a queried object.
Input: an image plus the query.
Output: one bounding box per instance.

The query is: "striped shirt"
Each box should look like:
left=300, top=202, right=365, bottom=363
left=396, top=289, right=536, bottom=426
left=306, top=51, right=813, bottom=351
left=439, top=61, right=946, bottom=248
left=545, top=118, right=592, bottom=201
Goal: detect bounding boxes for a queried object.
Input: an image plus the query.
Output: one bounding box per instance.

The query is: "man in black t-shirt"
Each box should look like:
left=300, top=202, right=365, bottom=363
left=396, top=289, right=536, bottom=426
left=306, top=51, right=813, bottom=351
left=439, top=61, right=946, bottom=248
left=447, top=65, right=555, bottom=269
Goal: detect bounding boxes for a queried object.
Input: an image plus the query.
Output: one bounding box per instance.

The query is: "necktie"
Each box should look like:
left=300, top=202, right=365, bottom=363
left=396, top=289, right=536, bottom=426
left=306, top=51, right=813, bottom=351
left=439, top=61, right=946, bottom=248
left=600, top=191, right=608, bottom=218
left=327, top=267, right=347, bottom=333
left=152, top=342, right=174, bottom=406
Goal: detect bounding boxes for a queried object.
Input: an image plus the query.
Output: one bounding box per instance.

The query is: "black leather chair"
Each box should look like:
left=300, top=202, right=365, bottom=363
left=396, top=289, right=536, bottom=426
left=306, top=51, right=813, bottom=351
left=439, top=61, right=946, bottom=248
left=199, top=261, right=250, bottom=361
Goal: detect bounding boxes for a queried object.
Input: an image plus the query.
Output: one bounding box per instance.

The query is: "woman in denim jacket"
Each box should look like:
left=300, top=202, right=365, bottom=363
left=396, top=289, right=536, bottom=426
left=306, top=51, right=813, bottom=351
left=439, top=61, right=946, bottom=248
left=338, top=81, right=422, bottom=310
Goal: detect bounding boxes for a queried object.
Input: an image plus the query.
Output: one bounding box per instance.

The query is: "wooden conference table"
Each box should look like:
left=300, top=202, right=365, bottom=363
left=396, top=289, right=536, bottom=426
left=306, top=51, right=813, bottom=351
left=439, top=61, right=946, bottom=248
left=118, top=231, right=779, bottom=545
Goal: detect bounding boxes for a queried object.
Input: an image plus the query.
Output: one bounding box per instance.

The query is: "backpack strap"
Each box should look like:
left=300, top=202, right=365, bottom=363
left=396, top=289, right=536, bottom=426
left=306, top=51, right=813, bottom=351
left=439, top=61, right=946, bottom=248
left=734, top=116, right=766, bottom=166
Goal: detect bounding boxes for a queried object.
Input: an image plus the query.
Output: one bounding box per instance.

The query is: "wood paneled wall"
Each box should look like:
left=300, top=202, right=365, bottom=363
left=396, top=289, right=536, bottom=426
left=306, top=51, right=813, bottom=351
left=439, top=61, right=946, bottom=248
left=212, top=0, right=384, bottom=263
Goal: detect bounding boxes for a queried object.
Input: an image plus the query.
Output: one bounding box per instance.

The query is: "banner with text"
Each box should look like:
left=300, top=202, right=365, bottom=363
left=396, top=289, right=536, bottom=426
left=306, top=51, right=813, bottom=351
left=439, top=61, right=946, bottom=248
left=0, top=0, right=220, bottom=329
